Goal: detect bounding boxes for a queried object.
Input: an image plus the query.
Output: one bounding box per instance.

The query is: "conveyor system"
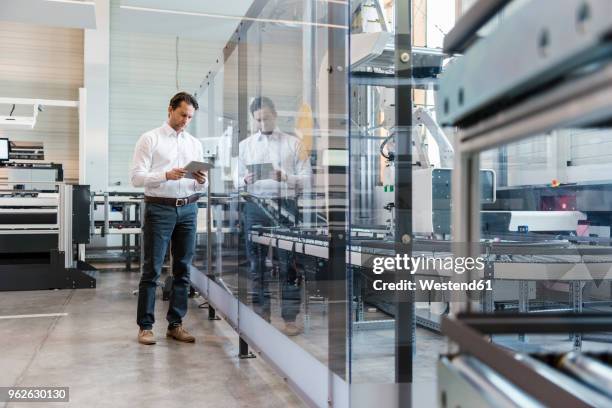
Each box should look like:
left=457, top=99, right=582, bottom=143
left=247, top=225, right=612, bottom=331
left=439, top=313, right=612, bottom=407
left=557, top=351, right=612, bottom=399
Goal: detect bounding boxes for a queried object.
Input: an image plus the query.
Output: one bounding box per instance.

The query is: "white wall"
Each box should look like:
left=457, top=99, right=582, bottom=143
left=108, top=0, right=220, bottom=188
left=0, top=21, right=83, bottom=182
left=83, top=0, right=110, bottom=191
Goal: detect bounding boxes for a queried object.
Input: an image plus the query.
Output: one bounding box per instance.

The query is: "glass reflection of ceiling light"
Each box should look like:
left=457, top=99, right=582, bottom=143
left=119, top=5, right=348, bottom=30
left=45, top=0, right=95, bottom=5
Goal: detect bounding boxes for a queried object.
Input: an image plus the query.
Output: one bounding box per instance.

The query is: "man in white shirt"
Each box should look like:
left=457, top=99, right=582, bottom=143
left=130, top=92, right=207, bottom=345
left=235, top=96, right=312, bottom=336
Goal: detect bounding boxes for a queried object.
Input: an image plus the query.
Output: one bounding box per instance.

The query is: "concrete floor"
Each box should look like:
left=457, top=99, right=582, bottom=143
left=0, top=270, right=306, bottom=408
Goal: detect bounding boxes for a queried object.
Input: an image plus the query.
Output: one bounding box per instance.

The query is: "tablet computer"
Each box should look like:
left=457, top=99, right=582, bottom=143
left=247, top=163, right=275, bottom=181
left=184, top=161, right=213, bottom=179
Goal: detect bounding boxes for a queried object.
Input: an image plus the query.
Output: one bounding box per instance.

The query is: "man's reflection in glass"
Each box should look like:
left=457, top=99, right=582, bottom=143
left=235, top=97, right=312, bottom=336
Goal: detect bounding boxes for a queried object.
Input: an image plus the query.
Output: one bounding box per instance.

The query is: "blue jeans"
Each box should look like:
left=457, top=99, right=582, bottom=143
left=243, top=200, right=301, bottom=323
left=137, top=202, right=198, bottom=330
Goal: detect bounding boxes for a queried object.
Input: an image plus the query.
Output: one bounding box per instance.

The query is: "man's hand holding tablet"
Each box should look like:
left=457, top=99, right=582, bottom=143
left=183, top=161, right=212, bottom=184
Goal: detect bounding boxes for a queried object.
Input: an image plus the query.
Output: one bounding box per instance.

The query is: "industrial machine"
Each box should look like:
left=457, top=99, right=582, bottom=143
left=434, top=0, right=612, bottom=404
left=0, top=155, right=95, bottom=291
left=439, top=313, right=612, bottom=408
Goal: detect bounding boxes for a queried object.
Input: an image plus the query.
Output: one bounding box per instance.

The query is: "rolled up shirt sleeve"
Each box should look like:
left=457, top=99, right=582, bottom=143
left=130, top=133, right=167, bottom=188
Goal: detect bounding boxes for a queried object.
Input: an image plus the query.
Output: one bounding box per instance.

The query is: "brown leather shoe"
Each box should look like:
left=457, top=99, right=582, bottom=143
left=166, top=325, right=195, bottom=343
left=138, top=329, right=156, bottom=345
left=283, top=322, right=303, bottom=337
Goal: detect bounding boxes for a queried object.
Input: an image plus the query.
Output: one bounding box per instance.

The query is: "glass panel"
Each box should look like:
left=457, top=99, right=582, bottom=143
left=348, top=0, right=457, bottom=400
left=479, top=128, right=612, bottom=352
left=242, top=10, right=320, bottom=352
left=195, top=45, right=242, bottom=299
left=348, top=0, right=397, bottom=382
left=196, top=0, right=350, bottom=378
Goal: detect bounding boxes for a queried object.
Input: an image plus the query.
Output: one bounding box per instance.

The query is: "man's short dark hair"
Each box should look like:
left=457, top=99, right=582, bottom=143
left=249, top=96, right=276, bottom=116
left=169, top=92, right=199, bottom=110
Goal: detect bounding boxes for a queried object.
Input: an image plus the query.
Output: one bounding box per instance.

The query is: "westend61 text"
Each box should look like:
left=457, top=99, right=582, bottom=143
left=372, top=279, right=492, bottom=291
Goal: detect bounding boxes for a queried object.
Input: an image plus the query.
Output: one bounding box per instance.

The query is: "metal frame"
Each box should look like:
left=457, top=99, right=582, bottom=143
left=570, top=280, right=584, bottom=349
left=236, top=17, right=251, bottom=358
left=450, top=73, right=612, bottom=307
left=443, top=0, right=510, bottom=54
left=438, top=0, right=612, bottom=126
left=327, top=0, right=350, bottom=384
left=450, top=45, right=612, bottom=320
left=456, top=64, right=612, bottom=153
left=393, top=0, right=414, bottom=386
left=59, top=184, right=73, bottom=268
left=190, top=0, right=426, bottom=404
left=189, top=0, right=353, bottom=405
left=440, top=313, right=612, bottom=407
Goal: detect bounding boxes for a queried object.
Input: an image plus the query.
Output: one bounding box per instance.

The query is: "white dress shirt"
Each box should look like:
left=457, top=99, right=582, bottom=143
left=130, top=122, right=208, bottom=198
left=234, top=128, right=312, bottom=198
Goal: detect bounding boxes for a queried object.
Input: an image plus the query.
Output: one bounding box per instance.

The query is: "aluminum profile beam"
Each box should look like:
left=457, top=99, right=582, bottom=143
left=443, top=0, right=510, bottom=54
left=441, top=315, right=593, bottom=407
left=456, top=62, right=612, bottom=154
left=436, top=0, right=612, bottom=126
left=454, top=312, right=612, bottom=334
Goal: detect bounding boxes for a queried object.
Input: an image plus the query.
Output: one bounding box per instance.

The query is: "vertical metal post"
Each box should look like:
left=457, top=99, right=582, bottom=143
left=356, top=270, right=364, bottom=322
left=480, top=287, right=495, bottom=345
left=518, top=280, right=529, bottom=342
left=497, top=146, right=508, bottom=187
left=236, top=22, right=248, bottom=303
left=123, top=202, right=130, bottom=270
left=570, top=280, right=583, bottom=350
left=208, top=305, right=220, bottom=320
left=235, top=21, right=257, bottom=361
left=481, top=261, right=495, bottom=321
left=326, top=0, right=349, bottom=383
left=394, top=0, right=414, bottom=388
left=303, top=264, right=311, bottom=331
left=89, top=191, right=95, bottom=237
left=451, top=152, right=481, bottom=313
left=207, top=170, right=212, bottom=276
left=59, top=184, right=74, bottom=268
left=239, top=336, right=255, bottom=359
left=103, top=192, right=109, bottom=237
left=206, top=69, right=215, bottom=280
left=208, top=73, right=216, bottom=139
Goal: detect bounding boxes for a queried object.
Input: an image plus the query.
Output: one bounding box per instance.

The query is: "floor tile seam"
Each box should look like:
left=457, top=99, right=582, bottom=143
left=10, top=290, right=75, bottom=389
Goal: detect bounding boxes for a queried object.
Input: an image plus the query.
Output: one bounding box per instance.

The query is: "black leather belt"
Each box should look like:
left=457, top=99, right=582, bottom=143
left=144, top=194, right=199, bottom=207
